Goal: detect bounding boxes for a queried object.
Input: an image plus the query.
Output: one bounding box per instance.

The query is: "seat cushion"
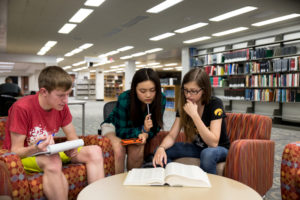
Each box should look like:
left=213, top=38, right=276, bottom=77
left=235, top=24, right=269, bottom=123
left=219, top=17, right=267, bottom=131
left=174, top=157, right=225, bottom=176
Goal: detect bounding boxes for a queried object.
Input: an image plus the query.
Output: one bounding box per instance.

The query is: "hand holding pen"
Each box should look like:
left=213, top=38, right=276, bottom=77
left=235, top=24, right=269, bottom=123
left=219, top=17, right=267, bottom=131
left=35, top=133, right=55, bottom=152
left=143, top=104, right=153, bottom=133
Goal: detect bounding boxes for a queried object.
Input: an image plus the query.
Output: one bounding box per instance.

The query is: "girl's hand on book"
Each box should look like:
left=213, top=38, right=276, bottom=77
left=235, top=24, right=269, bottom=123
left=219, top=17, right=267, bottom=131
left=138, top=133, right=148, bottom=144
left=152, top=146, right=167, bottom=168
left=144, top=114, right=153, bottom=132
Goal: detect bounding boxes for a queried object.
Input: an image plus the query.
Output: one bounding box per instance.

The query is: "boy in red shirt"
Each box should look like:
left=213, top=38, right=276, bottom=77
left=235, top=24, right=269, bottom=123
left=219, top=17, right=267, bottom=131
left=4, top=66, right=104, bottom=200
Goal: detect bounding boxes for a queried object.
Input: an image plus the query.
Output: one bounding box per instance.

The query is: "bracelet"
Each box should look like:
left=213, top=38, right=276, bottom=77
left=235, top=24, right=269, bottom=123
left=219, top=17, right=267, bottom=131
left=142, top=125, right=149, bottom=133
left=158, top=146, right=165, bottom=150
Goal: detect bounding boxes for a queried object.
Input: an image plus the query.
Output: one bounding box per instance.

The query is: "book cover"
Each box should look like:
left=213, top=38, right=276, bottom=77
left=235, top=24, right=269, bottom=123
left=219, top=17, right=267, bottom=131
left=123, top=162, right=211, bottom=188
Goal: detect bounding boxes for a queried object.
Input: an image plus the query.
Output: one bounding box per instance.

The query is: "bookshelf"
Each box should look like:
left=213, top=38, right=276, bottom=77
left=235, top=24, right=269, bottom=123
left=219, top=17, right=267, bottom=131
left=75, top=79, right=96, bottom=100
left=190, top=33, right=300, bottom=122
left=104, top=74, right=124, bottom=101
left=161, top=85, right=180, bottom=112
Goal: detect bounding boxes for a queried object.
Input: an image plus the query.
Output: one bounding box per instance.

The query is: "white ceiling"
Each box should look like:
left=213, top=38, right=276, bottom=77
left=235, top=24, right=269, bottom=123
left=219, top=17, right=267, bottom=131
left=2, top=0, right=300, bottom=74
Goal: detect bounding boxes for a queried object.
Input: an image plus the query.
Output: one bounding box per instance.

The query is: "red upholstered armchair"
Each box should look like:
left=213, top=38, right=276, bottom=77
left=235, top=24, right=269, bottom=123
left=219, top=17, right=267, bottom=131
left=144, top=113, right=274, bottom=196
left=0, top=116, right=115, bottom=200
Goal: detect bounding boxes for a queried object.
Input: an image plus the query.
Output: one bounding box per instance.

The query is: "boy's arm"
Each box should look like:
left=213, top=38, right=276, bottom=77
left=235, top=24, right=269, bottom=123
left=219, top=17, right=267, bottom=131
left=62, top=122, right=79, bottom=140
left=10, top=132, right=49, bottom=158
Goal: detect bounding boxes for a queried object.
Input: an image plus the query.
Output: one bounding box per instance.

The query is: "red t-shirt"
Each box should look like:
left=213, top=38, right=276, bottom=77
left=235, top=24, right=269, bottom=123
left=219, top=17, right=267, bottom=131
left=3, top=93, right=72, bottom=149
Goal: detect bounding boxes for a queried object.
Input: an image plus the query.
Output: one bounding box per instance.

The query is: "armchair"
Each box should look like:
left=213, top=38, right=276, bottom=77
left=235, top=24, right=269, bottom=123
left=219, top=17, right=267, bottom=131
left=145, top=113, right=274, bottom=196
left=0, top=116, right=115, bottom=200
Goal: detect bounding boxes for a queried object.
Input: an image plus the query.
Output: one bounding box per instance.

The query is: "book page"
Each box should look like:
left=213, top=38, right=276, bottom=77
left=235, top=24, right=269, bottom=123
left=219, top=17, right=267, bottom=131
left=165, top=162, right=211, bottom=187
left=123, top=168, right=165, bottom=186
left=31, top=139, right=84, bottom=156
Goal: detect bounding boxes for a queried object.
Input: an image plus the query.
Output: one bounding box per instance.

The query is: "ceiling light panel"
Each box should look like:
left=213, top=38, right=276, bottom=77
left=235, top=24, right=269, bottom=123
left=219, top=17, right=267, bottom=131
left=209, top=6, right=257, bottom=22
left=183, top=36, right=211, bottom=44
left=84, top=0, right=105, bottom=7
left=37, top=40, right=57, bottom=56
left=147, top=0, right=183, bottom=14
left=58, top=23, right=77, bottom=34
left=149, top=33, right=175, bottom=41
left=145, top=48, right=163, bottom=53
left=117, top=46, right=134, bottom=51
left=69, top=8, right=94, bottom=23
left=252, top=13, right=300, bottom=26
left=79, top=43, right=94, bottom=49
left=175, top=22, right=208, bottom=33
left=212, top=27, right=248, bottom=37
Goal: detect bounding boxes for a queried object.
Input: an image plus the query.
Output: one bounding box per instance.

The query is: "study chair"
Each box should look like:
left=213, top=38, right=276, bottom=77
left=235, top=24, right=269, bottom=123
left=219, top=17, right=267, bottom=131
left=144, top=113, right=275, bottom=196
left=0, top=116, right=115, bottom=200
left=98, top=101, right=117, bottom=135
left=281, top=141, right=300, bottom=200
left=0, top=95, right=17, bottom=117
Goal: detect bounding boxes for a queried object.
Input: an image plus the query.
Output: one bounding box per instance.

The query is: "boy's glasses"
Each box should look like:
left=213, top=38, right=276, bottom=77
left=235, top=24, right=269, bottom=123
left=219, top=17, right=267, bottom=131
left=182, top=88, right=202, bottom=95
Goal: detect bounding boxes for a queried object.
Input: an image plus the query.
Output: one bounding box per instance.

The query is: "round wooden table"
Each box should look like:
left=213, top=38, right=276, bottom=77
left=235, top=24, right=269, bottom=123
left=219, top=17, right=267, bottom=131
left=77, top=173, right=262, bottom=200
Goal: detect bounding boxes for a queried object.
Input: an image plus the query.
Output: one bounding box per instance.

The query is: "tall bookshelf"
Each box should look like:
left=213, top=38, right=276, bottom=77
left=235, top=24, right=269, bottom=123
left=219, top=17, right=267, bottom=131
left=190, top=33, right=300, bottom=122
left=75, top=79, right=96, bottom=100
left=104, top=74, right=124, bottom=101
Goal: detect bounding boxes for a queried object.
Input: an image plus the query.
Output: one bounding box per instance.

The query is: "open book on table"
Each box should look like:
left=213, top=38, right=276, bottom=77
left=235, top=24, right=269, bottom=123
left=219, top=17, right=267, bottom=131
left=31, top=139, right=84, bottom=156
left=123, top=162, right=211, bottom=187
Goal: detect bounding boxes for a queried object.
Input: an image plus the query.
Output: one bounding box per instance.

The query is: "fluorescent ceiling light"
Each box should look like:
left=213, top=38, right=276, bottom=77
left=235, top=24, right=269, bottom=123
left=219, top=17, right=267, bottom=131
left=56, top=58, right=64, bottom=63
left=58, top=23, right=77, bottom=34
left=135, top=61, right=141, bottom=64
left=132, top=52, right=146, bottom=57
left=175, top=22, right=208, bottom=33
left=71, top=48, right=84, bottom=54
left=152, top=65, right=163, bottom=68
left=252, top=13, right=300, bottom=26
left=79, top=43, right=94, bottom=49
left=105, top=50, right=119, bottom=56
left=0, top=65, right=14, bottom=70
left=212, top=27, right=248, bottom=36
left=90, top=70, right=96, bottom=72
left=0, top=70, right=12, bottom=73
left=209, top=6, right=257, bottom=22
left=37, top=51, right=46, bottom=56
left=65, top=52, right=74, bottom=57
left=148, top=62, right=160, bottom=66
left=137, top=64, right=146, bottom=68
left=41, top=46, right=51, bottom=52
left=0, top=62, right=14, bottom=65
left=69, top=8, right=94, bottom=23
left=63, top=66, right=72, bottom=70
left=117, top=46, right=134, bottom=51
left=145, top=48, right=163, bottom=53
left=183, top=36, right=211, bottom=44
left=45, top=41, right=57, bottom=47
left=150, top=33, right=175, bottom=41
left=84, top=0, right=105, bottom=7
left=120, top=55, right=133, bottom=60
left=147, top=0, right=183, bottom=14
left=163, top=67, right=174, bottom=70
left=110, top=66, right=119, bottom=69
left=164, top=63, right=177, bottom=66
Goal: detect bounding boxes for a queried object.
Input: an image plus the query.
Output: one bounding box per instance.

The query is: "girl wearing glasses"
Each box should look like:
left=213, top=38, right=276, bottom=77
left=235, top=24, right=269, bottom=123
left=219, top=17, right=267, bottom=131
left=101, top=68, right=166, bottom=174
left=152, top=68, right=230, bottom=174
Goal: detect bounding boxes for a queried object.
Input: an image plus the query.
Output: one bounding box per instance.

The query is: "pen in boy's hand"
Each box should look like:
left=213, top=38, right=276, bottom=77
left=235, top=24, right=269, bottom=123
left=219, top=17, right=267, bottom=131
left=36, top=133, right=55, bottom=146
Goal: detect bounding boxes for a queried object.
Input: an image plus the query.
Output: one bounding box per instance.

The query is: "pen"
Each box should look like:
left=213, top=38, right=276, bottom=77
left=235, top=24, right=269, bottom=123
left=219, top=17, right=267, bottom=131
left=147, top=104, right=150, bottom=115
left=36, top=133, right=55, bottom=146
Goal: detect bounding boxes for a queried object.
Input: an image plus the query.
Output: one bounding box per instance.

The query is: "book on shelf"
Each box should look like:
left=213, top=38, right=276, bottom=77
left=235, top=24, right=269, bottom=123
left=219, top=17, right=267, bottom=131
left=123, top=162, right=211, bottom=188
left=31, top=139, right=84, bottom=156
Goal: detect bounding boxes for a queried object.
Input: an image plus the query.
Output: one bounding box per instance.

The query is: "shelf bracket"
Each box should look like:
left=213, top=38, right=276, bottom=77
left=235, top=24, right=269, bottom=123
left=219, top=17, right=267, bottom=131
left=273, top=102, right=283, bottom=123
left=225, top=100, right=232, bottom=112
left=246, top=101, right=255, bottom=113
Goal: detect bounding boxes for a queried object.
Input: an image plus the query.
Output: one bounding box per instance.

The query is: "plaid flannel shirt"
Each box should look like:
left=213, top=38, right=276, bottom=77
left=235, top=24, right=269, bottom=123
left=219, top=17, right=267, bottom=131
left=102, top=90, right=166, bottom=139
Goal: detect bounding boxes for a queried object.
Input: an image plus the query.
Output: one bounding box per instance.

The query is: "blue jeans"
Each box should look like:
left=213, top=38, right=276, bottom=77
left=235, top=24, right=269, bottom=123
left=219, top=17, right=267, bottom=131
left=164, top=142, right=228, bottom=174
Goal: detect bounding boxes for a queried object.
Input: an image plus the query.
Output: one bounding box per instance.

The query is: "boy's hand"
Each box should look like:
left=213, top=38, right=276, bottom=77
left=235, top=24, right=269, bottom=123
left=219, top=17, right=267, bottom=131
left=35, top=135, right=51, bottom=152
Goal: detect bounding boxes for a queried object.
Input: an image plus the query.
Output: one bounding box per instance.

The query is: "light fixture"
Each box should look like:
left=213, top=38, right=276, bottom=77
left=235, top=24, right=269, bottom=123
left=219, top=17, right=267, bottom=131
left=58, top=23, right=77, bottom=34
left=132, top=52, right=146, bottom=57
left=183, top=36, right=211, bottom=44
left=162, top=67, right=174, bottom=70
left=175, top=22, right=208, bottom=33
left=149, top=33, right=175, bottom=41
left=147, top=0, right=183, bottom=14
left=89, top=70, right=96, bottom=72
left=120, top=55, right=133, bottom=60
left=164, top=63, right=178, bottom=66
left=209, top=6, right=257, bottom=22
left=252, top=13, right=300, bottom=26
left=145, top=48, right=163, bottom=53
left=212, top=27, right=248, bottom=37
left=65, top=52, right=74, bottom=57
left=84, top=0, right=105, bottom=7
left=147, top=62, right=160, bottom=66
left=79, top=43, right=94, bottom=49
left=117, top=46, right=134, bottom=51
left=69, top=8, right=94, bottom=23
left=37, top=40, right=57, bottom=55
left=105, top=50, right=119, bottom=56
left=63, top=66, right=72, bottom=70
left=56, top=58, right=64, bottom=63
left=45, top=41, right=57, bottom=47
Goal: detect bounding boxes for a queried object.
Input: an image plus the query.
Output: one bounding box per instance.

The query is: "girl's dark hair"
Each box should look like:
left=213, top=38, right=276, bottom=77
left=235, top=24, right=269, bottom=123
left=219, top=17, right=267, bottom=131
left=130, top=68, right=163, bottom=128
left=179, top=67, right=211, bottom=142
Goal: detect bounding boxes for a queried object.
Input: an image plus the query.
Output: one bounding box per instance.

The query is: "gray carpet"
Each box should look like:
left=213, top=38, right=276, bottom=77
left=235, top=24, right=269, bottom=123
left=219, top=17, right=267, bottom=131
left=62, top=99, right=300, bottom=200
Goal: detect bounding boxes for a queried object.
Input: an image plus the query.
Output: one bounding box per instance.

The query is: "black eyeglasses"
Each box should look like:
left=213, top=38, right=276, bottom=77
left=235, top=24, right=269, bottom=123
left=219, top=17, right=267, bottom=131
left=182, top=88, right=202, bottom=96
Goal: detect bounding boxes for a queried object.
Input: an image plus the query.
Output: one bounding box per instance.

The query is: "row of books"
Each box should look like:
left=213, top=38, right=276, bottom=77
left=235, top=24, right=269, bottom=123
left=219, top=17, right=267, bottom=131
left=245, top=88, right=300, bottom=102
left=164, top=90, right=175, bottom=98
left=209, top=77, right=227, bottom=87
left=245, top=73, right=300, bottom=88
left=166, top=101, right=175, bottom=109
left=224, top=88, right=245, bottom=99
left=272, top=57, right=299, bottom=72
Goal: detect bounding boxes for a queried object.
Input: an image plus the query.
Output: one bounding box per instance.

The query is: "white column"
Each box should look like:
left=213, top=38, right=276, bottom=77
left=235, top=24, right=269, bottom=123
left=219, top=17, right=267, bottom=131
left=181, top=47, right=190, bottom=79
left=96, top=69, right=104, bottom=100
left=125, top=60, right=136, bottom=90
left=28, top=70, right=41, bottom=92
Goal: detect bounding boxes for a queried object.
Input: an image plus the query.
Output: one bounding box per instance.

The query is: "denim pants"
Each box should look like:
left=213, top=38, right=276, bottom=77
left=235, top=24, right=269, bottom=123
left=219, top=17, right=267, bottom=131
left=164, top=142, right=228, bottom=174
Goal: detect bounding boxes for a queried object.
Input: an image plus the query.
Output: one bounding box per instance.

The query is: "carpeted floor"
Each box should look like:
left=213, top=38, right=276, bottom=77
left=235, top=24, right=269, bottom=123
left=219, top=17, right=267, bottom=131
left=63, top=99, right=300, bottom=200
